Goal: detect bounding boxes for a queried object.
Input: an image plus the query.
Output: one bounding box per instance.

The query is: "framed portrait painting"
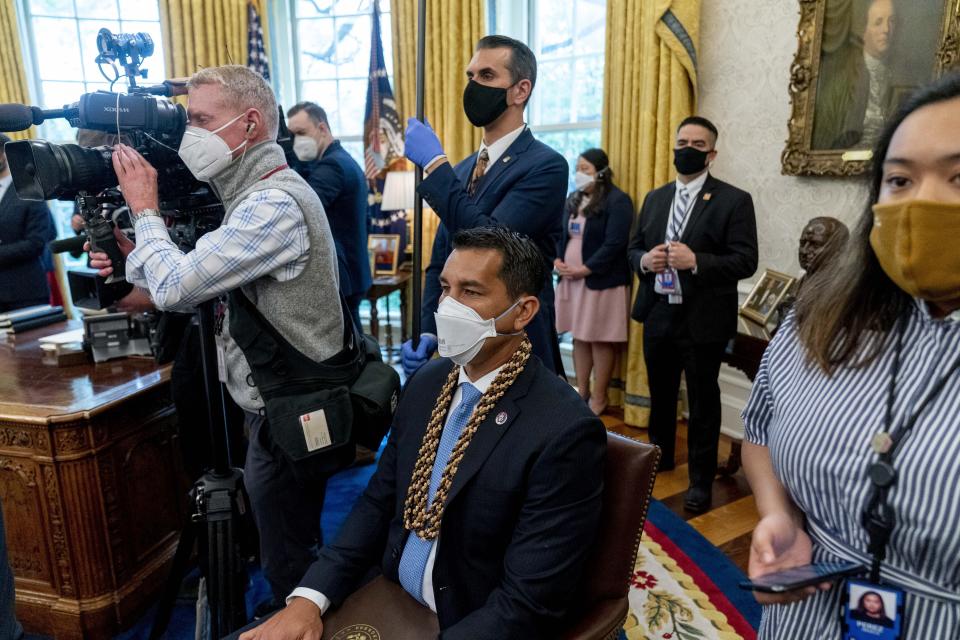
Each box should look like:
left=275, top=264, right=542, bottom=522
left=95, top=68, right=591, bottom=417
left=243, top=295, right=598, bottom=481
left=740, top=270, right=797, bottom=326
left=368, top=234, right=401, bottom=276
left=782, top=0, right=960, bottom=177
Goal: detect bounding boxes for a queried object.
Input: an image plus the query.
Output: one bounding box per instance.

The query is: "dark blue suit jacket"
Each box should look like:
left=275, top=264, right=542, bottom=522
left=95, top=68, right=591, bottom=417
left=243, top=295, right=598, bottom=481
left=299, top=354, right=605, bottom=639
left=418, top=128, right=568, bottom=372
left=300, top=140, right=372, bottom=298
left=558, top=185, right=634, bottom=290
left=0, top=183, right=54, bottom=306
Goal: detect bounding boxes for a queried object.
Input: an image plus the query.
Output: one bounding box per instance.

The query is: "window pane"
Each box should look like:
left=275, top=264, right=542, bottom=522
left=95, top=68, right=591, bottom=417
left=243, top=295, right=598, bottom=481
left=379, top=12, right=393, bottom=77
left=336, top=78, right=368, bottom=137
left=119, top=0, right=158, bottom=21
left=334, top=15, right=369, bottom=78
left=78, top=20, right=121, bottom=84
left=535, top=1, right=572, bottom=59
left=575, top=0, right=605, bottom=55
left=574, top=55, right=603, bottom=122
left=40, top=80, right=85, bottom=110
left=298, top=0, right=336, bottom=17
left=301, top=79, right=339, bottom=126
left=33, top=17, right=83, bottom=80
left=73, top=0, right=119, bottom=19
left=535, top=60, right=573, bottom=125
left=298, top=18, right=337, bottom=79
left=340, top=138, right=363, bottom=167
left=28, top=0, right=74, bottom=17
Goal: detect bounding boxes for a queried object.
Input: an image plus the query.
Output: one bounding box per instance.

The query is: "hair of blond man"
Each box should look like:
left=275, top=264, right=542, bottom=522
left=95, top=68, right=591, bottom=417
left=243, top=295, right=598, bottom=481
left=188, top=65, right=278, bottom=138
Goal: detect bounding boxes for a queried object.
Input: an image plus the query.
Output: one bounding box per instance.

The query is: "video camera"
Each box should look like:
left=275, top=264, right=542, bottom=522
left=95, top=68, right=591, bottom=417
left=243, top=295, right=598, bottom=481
left=0, top=28, right=296, bottom=310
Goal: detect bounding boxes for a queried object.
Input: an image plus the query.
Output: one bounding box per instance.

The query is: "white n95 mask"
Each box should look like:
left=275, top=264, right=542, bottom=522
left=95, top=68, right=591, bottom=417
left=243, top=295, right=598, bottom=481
left=574, top=171, right=594, bottom=191
left=293, top=135, right=319, bottom=162
left=434, top=296, right=522, bottom=366
left=178, top=113, right=248, bottom=182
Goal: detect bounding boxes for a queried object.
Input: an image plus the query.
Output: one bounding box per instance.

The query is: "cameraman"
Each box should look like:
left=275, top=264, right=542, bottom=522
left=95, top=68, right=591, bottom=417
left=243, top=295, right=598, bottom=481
left=89, top=65, right=344, bottom=614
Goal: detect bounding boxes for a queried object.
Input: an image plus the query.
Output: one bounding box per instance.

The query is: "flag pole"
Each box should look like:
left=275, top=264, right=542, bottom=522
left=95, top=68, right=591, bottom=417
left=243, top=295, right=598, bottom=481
left=411, top=0, right=426, bottom=348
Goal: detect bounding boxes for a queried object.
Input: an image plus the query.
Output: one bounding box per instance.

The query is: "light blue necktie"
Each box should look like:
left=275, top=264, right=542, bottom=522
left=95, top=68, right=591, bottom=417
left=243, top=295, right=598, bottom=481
left=398, top=382, right=483, bottom=605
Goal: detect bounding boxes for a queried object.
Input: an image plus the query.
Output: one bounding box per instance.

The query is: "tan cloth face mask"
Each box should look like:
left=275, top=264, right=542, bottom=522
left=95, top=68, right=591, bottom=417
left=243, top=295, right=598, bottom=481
left=870, top=199, right=960, bottom=303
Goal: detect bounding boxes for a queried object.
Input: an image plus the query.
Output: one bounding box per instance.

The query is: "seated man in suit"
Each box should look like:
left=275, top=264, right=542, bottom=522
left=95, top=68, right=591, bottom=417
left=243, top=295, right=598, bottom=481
left=400, top=35, right=569, bottom=376
left=241, top=227, right=606, bottom=639
left=0, top=132, right=56, bottom=312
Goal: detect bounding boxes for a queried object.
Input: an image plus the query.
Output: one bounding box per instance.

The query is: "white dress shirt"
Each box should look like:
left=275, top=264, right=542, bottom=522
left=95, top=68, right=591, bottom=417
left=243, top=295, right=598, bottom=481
left=0, top=173, right=12, bottom=203
left=477, top=123, right=526, bottom=167
left=640, top=170, right=710, bottom=276
left=289, top=363, right=505, bottom=615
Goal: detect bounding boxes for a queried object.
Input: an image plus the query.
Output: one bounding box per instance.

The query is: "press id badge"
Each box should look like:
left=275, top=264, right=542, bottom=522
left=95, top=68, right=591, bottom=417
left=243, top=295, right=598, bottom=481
left=214, top=335, right=227, bottom=383
left=569, top=221, right=582, bottom=235
left=842, top=579, right=905, bottom=640
left=300, top=408, right=333, bottom=452
left=656, top=269, right=677, bottom=294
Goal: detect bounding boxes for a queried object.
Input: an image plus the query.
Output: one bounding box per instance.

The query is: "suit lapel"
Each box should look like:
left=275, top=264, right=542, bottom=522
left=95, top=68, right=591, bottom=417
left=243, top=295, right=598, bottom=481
left=679, top=175, right=717, bottom=242
left=473, top=128, right=533, bottom=201
left=0, top=182, right=16, bottom=214
left=444, top=360, right=536, bottom=506
left=651, top=183, right=676, bottom=242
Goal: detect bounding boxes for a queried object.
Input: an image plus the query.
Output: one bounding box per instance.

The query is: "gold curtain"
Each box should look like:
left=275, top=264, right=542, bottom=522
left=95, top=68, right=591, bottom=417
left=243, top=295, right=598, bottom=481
left=0, top=0, right=34, bottom=140
left=390, top=0, right=485, bottom=257
left=158, top=0, right=261, bottom=79
left=602, top=0, right=700, bottom=427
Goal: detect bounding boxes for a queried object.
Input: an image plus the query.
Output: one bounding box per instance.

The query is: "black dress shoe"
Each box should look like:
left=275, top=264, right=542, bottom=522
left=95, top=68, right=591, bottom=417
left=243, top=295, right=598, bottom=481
left=683, top=486, right=712, bottom=514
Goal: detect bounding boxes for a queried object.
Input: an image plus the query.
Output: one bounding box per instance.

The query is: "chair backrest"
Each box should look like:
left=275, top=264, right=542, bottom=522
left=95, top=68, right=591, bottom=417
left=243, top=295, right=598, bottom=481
left=580, top=432, right=660, bottom=602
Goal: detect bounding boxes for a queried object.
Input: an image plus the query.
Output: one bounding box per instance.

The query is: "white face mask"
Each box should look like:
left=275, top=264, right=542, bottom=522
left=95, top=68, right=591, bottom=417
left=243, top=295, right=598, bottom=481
left=574, top=170, right=595, bottom=191
left=434, top=296, right=522, bottom=366
left=293, top=135, right=319, bottom=162
left=178, top=112, right=248, bottom=182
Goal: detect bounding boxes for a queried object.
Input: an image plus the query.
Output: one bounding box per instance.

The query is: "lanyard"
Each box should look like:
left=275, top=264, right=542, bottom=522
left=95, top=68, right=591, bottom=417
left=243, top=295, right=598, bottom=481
left=862, top=316, right=960, bottom=583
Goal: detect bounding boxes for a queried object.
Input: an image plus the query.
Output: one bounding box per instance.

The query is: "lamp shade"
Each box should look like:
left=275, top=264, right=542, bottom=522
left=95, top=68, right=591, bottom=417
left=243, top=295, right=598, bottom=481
left=380, top=171, right=415, bottom=211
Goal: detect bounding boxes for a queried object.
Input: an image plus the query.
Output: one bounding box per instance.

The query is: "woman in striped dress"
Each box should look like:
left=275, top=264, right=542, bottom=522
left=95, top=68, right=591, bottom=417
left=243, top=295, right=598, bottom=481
left=742, top=73, right=960, bottom=637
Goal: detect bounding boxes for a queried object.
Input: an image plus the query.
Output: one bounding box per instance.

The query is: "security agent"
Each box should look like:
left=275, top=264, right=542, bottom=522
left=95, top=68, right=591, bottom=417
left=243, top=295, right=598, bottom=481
left=88, top=65, right=344, bottom=612
left=0, top=131, right=56, bottom=312
left=400, top=35, right=568, bottom=377
left=287, top=102, right=371, bottom=330
left=236, top=228, right=605, bottom=640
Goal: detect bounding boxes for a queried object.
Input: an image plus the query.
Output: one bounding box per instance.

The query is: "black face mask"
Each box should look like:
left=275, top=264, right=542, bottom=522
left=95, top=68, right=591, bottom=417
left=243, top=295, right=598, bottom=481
left=673, top=146, right=711, bottom=175
left=463, top=80, right=510, bottom=127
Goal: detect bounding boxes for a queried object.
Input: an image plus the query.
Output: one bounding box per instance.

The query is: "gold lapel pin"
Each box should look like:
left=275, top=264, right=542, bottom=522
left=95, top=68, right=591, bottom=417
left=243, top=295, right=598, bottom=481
left=703, top=193, right=712, bottom=201
left=502, top=156, right=511, bottom=163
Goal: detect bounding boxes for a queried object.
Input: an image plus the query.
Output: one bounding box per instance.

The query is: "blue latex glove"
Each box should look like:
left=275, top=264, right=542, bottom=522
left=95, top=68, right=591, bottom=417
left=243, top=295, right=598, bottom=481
left=401, top=334, right=438, bottom=377
left=404, top=118, right=445, bottom=168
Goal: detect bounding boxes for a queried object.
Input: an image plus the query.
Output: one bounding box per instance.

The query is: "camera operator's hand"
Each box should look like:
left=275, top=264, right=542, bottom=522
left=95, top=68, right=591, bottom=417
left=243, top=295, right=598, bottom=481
left=116, top=288, right=154, bottom=313
left=86, top=227, right=135, bottom=277
left=70, top=214, right=85, bottom=233
left=112, top=144, right=159, bottom=215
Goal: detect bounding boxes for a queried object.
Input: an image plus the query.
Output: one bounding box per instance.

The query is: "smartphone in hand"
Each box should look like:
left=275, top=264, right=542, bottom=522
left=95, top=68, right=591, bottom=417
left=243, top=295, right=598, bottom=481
left=739, top=561, right=862, bottom=593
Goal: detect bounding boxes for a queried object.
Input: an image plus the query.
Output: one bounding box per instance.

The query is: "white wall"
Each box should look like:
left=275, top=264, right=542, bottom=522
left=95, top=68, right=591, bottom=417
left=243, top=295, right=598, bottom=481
left=696, top=0, right=871, bottom=436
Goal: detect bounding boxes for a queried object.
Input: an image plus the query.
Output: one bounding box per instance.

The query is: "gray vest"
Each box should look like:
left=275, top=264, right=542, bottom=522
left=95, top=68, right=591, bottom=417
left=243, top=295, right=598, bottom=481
left=213, top=141, right=343, bottom=412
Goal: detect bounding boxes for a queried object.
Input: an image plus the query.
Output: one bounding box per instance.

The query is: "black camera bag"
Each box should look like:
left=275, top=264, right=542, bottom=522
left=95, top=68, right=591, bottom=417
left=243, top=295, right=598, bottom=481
left=228, top=289, right=399, bottom=480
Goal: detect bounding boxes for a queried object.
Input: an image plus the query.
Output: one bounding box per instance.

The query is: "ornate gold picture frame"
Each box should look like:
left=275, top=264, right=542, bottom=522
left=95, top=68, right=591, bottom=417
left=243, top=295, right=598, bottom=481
left=782, top=0, right=960, bottom=177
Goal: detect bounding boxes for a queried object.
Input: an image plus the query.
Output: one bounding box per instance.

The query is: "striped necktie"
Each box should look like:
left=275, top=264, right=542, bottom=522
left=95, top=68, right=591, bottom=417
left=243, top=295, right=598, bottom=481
left=398, top=382, right=483, bottom=605
left=467, top=149, right=489, bottom=196
left=667, top=185, right=690, bottom=241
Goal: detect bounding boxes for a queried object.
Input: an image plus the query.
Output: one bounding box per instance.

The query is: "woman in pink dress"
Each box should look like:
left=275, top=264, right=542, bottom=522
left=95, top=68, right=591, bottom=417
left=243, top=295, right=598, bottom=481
left=555, top=148, right=634, bottom=415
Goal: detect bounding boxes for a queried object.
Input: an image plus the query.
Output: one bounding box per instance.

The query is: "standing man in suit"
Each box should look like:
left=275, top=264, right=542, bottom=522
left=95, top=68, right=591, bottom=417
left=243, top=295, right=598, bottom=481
left=0, top=133, right=56, bottom=312
left=400, top=35, right=568, bottom=376
left=287, top=102, right=372, bottom=329
left=239, top=227, right=605, bottom=640
left=627, top=116, right=757, bottom=513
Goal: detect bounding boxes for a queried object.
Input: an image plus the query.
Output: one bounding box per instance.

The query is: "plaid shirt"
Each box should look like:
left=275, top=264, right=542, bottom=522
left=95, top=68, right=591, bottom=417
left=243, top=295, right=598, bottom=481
left=126, top=189, right=310, bottom=311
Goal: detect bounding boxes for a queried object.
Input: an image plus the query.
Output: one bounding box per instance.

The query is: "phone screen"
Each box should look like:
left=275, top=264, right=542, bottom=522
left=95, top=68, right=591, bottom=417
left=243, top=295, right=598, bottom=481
left=739, top=562, right=862, bottom=593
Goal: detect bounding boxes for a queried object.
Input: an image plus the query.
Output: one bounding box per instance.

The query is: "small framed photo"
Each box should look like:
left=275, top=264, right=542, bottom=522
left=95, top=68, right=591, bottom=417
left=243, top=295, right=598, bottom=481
left=368, top=233, right=401, bottom=276
left=739, top=269, right=796, bottom=325
left=843, top=579, right=904, bottom=639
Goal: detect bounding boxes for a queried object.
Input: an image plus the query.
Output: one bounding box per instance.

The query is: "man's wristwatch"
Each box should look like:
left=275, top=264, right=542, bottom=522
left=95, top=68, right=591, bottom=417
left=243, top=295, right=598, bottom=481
left=130, top=208, right=161, bottom=223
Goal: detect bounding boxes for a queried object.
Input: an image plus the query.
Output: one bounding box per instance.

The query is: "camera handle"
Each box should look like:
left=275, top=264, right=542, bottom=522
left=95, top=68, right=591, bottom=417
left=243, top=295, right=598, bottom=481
left=77, top=192, right=128, bottom=284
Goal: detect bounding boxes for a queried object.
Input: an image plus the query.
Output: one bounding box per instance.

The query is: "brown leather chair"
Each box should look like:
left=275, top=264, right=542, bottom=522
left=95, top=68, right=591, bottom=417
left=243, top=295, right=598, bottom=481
left=559, top=432, right=661, bottom=640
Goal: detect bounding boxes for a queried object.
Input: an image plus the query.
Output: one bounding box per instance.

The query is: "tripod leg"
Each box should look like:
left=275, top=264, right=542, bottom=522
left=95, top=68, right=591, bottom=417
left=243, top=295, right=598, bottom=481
left=149, top=522, right=197, bottom=640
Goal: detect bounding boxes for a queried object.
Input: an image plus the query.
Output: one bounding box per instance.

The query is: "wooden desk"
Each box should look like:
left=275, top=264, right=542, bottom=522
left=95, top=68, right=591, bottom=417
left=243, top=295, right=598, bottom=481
left=717, top=315, right=771, bottom=476
left=365, top=272, right=411, bottom=360
left=0, top=321, right=186, bottom=639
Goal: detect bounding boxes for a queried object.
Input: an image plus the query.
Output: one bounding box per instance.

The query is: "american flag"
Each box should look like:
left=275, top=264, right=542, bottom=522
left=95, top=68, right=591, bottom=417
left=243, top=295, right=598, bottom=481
left=362, top=0, right=402, bottom=180
left=247, top=2, right=271, bottom=80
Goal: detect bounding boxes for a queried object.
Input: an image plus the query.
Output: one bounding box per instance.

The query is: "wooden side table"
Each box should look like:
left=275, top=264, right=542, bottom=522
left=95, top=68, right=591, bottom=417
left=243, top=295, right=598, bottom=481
left=365, top=271, right=411, bottom=361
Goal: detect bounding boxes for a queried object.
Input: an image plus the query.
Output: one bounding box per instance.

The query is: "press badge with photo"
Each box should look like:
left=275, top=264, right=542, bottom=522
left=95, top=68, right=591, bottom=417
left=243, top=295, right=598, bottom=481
left=842, top=579, right=905, bottom=640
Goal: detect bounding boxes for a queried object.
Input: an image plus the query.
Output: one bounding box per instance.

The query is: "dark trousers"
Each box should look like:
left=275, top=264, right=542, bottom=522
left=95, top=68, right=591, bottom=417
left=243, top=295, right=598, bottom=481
left=643, top=302, right=726, bottom=490
left=244, top=412, right=328, bottom=603
left=0, top=497, right=23, bottom=640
